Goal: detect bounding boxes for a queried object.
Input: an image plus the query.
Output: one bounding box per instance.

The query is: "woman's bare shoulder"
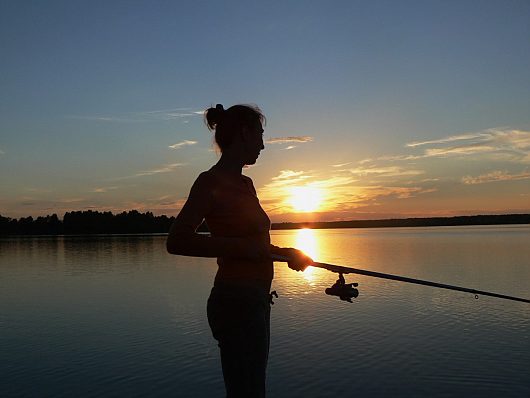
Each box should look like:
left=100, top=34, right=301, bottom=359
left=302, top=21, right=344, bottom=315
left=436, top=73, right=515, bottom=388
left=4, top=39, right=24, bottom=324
left=194, top=169, right=219, bottom=188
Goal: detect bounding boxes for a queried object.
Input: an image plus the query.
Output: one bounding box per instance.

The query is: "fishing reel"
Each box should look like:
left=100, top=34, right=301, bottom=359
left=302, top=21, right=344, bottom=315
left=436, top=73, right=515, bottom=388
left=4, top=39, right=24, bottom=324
left=325, top=273, right=359, bottom=303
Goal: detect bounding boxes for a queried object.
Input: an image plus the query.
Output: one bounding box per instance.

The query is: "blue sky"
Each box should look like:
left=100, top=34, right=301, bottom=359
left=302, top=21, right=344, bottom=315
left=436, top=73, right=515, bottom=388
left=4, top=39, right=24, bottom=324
left=1, top=0, right=529, bottom=220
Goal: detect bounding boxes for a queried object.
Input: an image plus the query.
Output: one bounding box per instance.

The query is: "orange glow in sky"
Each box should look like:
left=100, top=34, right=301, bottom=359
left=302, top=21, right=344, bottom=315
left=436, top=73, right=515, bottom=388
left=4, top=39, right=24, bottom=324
left=288, top=186, right=324, bottom=213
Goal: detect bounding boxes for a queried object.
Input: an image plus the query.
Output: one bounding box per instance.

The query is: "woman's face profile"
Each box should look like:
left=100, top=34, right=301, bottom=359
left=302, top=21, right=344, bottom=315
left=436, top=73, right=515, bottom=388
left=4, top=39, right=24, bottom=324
left=243, top=122, right=265, bottom=165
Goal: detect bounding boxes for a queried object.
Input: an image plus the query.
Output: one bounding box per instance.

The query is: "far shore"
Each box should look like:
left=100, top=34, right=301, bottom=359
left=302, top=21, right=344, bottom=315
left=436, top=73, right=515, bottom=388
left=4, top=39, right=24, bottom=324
left=1, top=212, right=529, bottom=236
left=270, top=214, right=530, bottom=230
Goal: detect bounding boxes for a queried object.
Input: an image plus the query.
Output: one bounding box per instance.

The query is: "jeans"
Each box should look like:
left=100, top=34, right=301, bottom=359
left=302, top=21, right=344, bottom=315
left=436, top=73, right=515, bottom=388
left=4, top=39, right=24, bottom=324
left=207, top=283, right=271, bottom=398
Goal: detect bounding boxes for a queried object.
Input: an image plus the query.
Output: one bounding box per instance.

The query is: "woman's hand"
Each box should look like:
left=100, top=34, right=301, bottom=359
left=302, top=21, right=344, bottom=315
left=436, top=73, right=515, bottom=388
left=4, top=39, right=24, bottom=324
left=284, top=247, right=313, bottom=272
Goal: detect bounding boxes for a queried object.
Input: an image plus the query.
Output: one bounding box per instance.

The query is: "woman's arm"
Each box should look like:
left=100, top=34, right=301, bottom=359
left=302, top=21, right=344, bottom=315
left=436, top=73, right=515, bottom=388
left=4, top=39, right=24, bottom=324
left=166, top=173, right=268, bottom=259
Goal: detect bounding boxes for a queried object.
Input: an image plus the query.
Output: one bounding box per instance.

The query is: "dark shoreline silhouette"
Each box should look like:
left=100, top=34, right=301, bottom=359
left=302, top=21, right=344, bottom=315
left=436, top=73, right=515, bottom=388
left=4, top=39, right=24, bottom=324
left=0, top=211, right=175, bottom=236
left=1, top=211, right=529, bottom=236
left=271, top=213, right=530, bottom=230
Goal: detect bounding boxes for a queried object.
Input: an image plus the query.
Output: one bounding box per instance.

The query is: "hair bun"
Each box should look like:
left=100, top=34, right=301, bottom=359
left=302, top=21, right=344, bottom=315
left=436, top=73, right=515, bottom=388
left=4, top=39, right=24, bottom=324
left=205, top=104, right=225, bottom=130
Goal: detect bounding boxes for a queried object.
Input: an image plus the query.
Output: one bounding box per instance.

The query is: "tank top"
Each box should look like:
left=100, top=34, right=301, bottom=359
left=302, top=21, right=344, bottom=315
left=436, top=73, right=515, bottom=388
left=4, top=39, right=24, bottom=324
left=204, top=167, right=273, bottom=290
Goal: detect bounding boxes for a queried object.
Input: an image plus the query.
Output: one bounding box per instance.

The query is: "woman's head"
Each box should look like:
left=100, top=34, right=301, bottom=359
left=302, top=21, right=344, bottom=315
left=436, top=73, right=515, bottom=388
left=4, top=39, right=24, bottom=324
left=205, top=104, right=266, bottom=161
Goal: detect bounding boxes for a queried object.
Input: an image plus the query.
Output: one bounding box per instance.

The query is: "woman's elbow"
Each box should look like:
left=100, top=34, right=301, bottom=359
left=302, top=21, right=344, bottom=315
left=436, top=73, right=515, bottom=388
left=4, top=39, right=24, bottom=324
left=166, top=239, right=177, bottom=255
left=166, top=229, right=197, bottom=255
left=166, top=223, right=192, bottom=255
left=166, top=235, right=184, bottom=255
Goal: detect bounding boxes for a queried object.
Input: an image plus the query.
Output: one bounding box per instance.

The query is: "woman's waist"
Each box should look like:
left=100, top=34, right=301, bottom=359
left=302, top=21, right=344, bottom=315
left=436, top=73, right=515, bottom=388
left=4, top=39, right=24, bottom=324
left=214, top=260, right=272, bottom=293
left=213, top=277, right=271, bottom=295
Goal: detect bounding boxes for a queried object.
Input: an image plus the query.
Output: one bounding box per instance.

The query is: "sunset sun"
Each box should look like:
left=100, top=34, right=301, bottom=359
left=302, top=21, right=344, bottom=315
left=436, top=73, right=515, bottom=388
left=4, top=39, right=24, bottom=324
left=288, top=186, right=324, bottom=212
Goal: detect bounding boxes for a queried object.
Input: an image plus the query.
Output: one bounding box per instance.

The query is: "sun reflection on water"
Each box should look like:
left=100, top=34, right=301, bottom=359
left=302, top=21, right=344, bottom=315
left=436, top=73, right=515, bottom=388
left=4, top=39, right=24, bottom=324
left=294, top=228, right=320, bottom=282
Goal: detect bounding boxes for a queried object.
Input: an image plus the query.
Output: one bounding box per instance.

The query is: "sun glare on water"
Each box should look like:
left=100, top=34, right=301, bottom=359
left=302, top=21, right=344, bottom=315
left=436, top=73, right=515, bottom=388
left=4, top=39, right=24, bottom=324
left=295, top=228, right=319, bottom=260
left=294, top=228, right=320, bottom=281
left=288, top=186, right=324, bottom=212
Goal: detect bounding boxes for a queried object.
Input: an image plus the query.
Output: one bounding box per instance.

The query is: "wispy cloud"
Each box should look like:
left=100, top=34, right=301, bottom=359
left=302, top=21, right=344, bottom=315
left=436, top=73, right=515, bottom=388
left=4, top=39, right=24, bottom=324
left=359, top=154, right=423, bottom=164
left=59, top=197, right=86, bottom=203
left=406, top=133, right=487, bottom=147
left=168, top=140, right=197, bottom=149
left=423, top=145, right=496, bottom=157
left=265, top=136, right=313, bottom=144
left=144, top=108, right=203, bottom=120
left=133, top=163, right=184, bottom=177
left=112, top=163, right=184, bottom=180
left=407, top=129, right=530, bottom=161
left=347, top=166, right=424, bottom=178
left=0, top=147, right=5, bottom=155
left=271, top=170, right=308, bottom=181
left=92, top=186, right=119, bottom=193
left=67, top=107, right=203, bottom=123
left=67, top=116, right=137, bottom=122
left=361, top=129, right=530, bottom=164
left=462, top=170, right=530, bottom=185
left=359, top=186, right=437, bottom=200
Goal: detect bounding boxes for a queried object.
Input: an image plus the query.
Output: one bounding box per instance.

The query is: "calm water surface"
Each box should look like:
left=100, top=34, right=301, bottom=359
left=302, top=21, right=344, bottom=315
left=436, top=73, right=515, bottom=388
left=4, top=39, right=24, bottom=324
left=1, top=226, right=529, bottom=397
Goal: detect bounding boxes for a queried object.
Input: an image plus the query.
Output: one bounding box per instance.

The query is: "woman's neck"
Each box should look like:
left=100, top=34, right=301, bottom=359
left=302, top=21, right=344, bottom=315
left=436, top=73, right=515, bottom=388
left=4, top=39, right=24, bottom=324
left=215, top=153, right=244, bottom=175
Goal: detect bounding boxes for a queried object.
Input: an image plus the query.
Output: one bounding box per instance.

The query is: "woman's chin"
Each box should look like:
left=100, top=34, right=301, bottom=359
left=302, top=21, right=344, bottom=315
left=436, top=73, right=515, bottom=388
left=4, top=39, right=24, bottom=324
left=245, top=156, right=259, bottom=165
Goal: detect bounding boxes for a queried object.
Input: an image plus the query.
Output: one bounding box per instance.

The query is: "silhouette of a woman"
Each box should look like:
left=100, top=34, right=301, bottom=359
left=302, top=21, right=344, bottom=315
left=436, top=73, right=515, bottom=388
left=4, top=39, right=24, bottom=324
left=167, top=104, right=312, bottom=397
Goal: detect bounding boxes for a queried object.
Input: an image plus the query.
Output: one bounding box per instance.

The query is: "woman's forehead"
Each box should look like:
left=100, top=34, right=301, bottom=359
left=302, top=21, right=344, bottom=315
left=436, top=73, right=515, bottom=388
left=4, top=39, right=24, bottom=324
left=248, top=119, right=263, bottom=131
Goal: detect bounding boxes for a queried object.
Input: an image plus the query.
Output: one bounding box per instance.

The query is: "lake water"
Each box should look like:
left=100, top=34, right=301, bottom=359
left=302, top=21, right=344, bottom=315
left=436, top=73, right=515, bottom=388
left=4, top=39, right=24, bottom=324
left=1, top=226, right=529, bottom=397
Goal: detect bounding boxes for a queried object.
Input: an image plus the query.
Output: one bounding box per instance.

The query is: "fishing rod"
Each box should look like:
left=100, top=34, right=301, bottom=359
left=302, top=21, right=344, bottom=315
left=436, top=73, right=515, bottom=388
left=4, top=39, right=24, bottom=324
left=271, top=254, right=530, bottom=304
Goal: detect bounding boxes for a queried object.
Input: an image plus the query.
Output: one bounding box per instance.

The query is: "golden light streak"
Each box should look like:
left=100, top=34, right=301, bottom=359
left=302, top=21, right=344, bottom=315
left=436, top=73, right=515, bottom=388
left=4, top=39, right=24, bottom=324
left=294, top=228, right=320, bottom=281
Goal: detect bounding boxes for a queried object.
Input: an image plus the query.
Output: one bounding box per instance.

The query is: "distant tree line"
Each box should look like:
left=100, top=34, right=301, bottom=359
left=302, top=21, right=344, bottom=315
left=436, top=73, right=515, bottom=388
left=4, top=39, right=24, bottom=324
left=1, top=211, right=529, bottom=235
left=0, top=210, right=180, bottom=235
left=272, top=214, right=530, bottom=230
